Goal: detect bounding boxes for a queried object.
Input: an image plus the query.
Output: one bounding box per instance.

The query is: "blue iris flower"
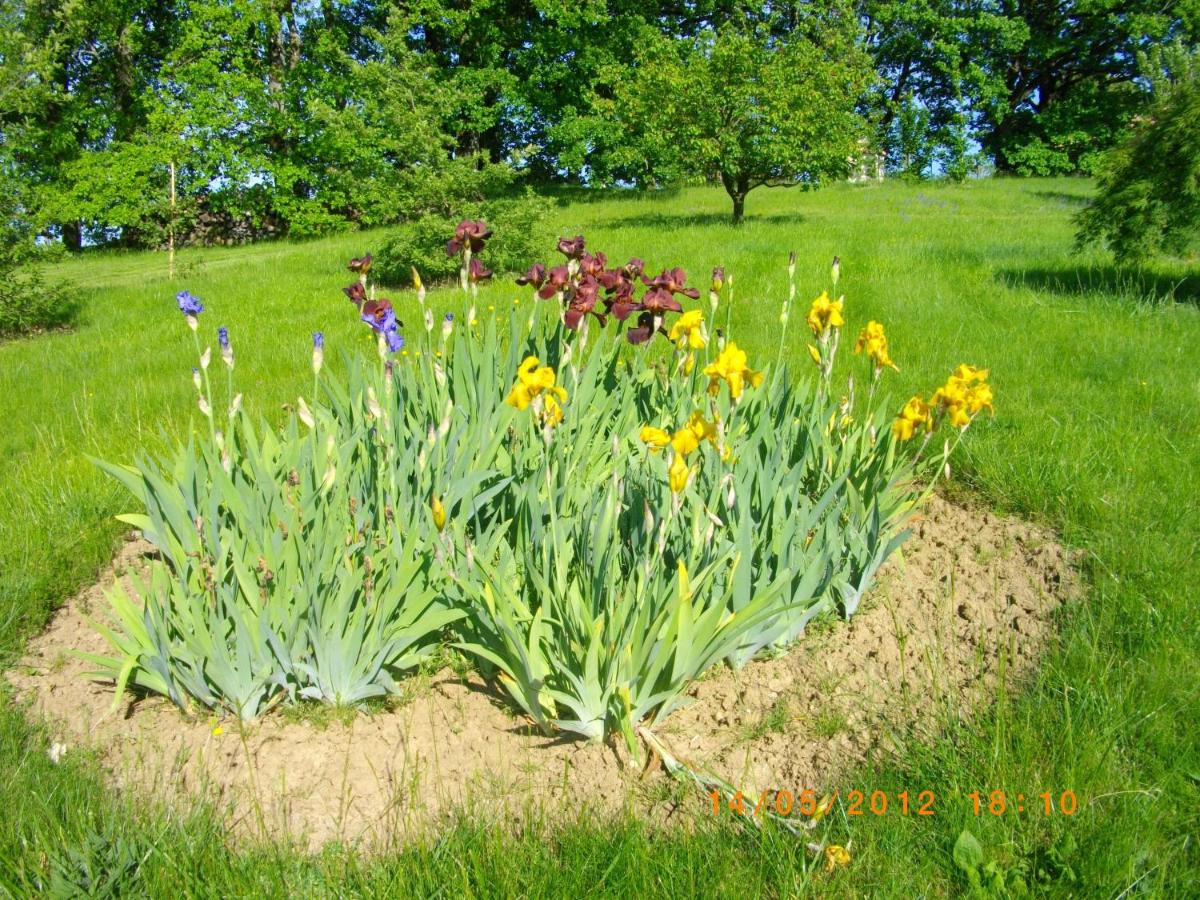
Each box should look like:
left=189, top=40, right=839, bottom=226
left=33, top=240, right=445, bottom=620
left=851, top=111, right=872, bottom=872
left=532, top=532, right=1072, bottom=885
left=218, top=326, right=230, bottom=350
left=313, top=331, right=325, bottom=350
left=386, top=330, right=405, bottom=353
left=176, top=290, right=204, bottom=316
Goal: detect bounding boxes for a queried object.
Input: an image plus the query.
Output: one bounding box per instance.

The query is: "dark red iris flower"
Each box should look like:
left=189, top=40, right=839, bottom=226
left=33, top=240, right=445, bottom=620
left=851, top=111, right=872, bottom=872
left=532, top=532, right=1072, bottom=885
left=556, top=235, right=585, bottom=259
left=343, top=282, right=367, bottom=305
left=642, top=267, right=700, bottom=299
left=624, top=257, right=645, bottom=278
left=468, top=256, right=492, bottom=283
left=516, top=262, right=547, bottom=288
left=626, top=311, right=657, bottom=345
left=579, top=251, right=607, bottom=277
left=537, top=265, right=571, bottom=299
left=446, top=219, right=492, bottom=257
left=361, top=298, right=396, bottom=330
left=348, top=254, right=373, bottom=274
left=640, top=287, right=683, bottom=313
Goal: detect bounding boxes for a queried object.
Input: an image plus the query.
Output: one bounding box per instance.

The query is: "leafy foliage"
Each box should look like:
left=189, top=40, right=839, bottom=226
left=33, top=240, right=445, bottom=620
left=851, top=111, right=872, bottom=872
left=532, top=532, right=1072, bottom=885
left=1075, top=66, right=1200, bottom=263
left=91, top=223, right=986, bottom=752
left=611, top=17, right=872, bottom=222
left=372, top=192, right=555, bottom=287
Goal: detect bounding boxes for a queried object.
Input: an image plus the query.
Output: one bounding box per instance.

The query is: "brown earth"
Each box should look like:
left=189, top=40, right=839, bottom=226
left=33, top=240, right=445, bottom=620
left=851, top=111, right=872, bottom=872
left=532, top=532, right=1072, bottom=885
left=7, top=495, right=1078, bottom=851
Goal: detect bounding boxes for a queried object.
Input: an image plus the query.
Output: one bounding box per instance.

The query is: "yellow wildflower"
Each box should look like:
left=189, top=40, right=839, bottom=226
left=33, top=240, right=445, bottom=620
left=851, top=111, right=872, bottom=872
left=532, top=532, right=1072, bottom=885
left=806, top=291, right=845, bottom=336
left=853, top=320, right=898, bottom=371
left=668, top=309, right=707, bottom=350
left=431, top=496, right=446, bottom=532
left=703, top=342, right=764, bottom=400
left=892, top=395, right=932, bottom=441
left=824, top=844, right=851, bottom=873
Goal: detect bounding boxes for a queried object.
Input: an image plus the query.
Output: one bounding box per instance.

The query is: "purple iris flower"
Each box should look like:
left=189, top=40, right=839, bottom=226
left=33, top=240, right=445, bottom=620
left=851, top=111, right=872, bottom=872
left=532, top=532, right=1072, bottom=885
left=218, top=327, right=230, bottom=350
left=444, top=313, right=454, bottom=322
left=313, top=332, right=325, bottom=350
left=386, top=330, right=405, bottom=353
left=176, top=291, right=204, bottom=316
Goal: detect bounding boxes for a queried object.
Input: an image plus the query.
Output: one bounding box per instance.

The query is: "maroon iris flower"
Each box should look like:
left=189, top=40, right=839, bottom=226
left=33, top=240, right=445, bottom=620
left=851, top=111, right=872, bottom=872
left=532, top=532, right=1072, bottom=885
left=446, top=219, right=492, bottom=257
left=348, top=254, right=373, bottom=274
left=344, top=282, right=367, bottom=305
left=556, top=235, right=586, bottom=259
left=711, top=266, right=725, bottom=292
left=642, top=267, right=700, bottom=299
left=468, top=256, right=492, bottom=283
left=516, top=262, right=547, bottom=288
left=640, top=287, right=683, bottom=313
left=626, top=312, right=657, bottom=345
left=579, top=251, right=607, bottom=277
left=537, top=265, right=571, bottom=300
left=563, top=277, right=606, bottom=330
left=606, top=281, right=640, bottom=321
left=361, top=298, right=397, bottom=330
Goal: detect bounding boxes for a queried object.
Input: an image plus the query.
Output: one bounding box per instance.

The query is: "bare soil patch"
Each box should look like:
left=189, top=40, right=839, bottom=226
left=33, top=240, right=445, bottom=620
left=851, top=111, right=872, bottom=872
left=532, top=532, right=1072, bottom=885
left=7, top=496, right=1077, bottom=850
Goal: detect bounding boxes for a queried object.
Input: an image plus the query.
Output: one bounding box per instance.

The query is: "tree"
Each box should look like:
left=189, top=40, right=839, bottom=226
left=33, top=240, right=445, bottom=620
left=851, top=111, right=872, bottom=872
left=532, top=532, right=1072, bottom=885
left=1075, top=55, right=1200, bottom=263
left=614, top=13, right=872, bottom=224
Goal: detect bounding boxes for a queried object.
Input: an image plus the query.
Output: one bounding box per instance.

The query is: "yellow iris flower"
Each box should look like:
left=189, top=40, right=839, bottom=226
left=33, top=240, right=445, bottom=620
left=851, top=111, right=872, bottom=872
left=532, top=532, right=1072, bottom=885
left=668, top=309, right=707, bottom=350
left=639, top=426, right=671, bottom=451
left=806, top=291, right=845, bottom=336
left=931, top=364, right=993, bottom=429
left=431, top=496, right=447, bottom=531
left=892, top=394, right=932, bottom=441
left=703, top=342, right=764, bottom=400
left=506, top=355, right=568, bottom=426
left=668, top=454, right=691, bottom=493
left=853, top=320, right=899, bottom=371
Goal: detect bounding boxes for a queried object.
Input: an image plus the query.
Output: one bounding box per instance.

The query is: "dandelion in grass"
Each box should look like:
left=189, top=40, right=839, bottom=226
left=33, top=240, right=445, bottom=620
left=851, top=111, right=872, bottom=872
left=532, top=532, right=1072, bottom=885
left=824, top=845, right=851, bottom=873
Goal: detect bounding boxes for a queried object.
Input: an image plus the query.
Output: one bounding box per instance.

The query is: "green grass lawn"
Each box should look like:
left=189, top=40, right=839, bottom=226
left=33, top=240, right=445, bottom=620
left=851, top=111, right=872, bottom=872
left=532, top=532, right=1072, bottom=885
left=1, top=178, right=1197, bottom=895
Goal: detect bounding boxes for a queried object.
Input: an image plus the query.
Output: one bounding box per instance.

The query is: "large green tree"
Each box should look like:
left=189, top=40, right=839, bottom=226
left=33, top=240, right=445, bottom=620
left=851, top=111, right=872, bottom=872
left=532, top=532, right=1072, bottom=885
left=610, top=13, right=872, bottom=223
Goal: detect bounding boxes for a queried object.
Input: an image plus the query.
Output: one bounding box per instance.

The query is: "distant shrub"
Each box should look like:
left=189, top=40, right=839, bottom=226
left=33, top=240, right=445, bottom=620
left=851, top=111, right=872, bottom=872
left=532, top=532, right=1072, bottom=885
left=0, top=183, right=74, bottom=338
left=372, top=191, right=554, bottom=287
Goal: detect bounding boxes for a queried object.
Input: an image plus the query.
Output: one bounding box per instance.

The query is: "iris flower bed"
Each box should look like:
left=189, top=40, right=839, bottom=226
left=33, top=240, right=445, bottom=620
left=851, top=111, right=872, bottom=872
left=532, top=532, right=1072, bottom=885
left=86, top=222, right=993, bottom=754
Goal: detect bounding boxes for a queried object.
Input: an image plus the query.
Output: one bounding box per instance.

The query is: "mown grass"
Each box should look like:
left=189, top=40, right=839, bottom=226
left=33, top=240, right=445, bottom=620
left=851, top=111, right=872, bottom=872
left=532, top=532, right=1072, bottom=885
left=1, top=178, right=1197, bottom=896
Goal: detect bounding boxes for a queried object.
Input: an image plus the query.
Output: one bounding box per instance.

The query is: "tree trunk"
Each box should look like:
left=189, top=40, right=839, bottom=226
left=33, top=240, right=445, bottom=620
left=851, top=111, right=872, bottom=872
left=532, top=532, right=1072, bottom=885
left=731, top=193, right=746, bottom=225
left=61, top=221, right=83, bottom=252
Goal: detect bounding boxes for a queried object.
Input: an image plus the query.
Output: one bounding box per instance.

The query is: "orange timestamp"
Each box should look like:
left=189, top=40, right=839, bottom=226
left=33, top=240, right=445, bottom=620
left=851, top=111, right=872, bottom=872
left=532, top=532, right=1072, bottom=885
left=710, top=788, right=938, bottom=819
left=968, top=790, right=1078, bottom=816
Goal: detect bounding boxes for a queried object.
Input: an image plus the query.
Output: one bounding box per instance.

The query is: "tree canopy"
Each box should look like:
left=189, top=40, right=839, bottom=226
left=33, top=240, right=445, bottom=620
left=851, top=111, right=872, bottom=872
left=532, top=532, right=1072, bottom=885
left=0, top=0, right=1194, bottom=247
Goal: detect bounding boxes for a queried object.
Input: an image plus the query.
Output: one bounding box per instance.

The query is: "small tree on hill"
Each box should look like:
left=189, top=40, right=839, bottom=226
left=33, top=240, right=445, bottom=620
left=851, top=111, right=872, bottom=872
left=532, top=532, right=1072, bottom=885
left=615, top=14, right=872, bottom=224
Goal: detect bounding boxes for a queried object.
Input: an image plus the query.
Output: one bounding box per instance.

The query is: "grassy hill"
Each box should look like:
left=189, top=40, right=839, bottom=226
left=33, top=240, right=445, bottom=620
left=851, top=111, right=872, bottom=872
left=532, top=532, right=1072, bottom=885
left=1, top=178, right=1196, bottom=895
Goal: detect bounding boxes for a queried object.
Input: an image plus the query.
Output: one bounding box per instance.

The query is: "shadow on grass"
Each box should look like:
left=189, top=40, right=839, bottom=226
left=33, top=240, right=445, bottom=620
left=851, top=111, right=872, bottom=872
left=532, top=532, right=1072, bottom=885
left=603, top=211, right=805, bottom=230
left=1030, top=190, right=1091, bottom=208
left=998, top=263, right=1200, bottom=306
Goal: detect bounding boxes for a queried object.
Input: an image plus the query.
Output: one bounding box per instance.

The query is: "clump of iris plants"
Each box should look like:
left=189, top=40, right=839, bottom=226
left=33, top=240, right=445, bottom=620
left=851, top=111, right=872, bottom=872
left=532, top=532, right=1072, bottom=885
left=88, top=220, right=992, bottom=760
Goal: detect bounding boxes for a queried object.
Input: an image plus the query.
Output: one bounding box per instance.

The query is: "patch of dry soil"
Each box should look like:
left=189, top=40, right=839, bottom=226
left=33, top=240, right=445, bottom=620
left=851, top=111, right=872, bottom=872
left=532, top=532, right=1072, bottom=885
left=8, top=496, right=1077, bottom=850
